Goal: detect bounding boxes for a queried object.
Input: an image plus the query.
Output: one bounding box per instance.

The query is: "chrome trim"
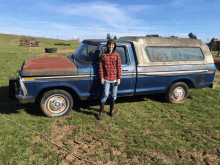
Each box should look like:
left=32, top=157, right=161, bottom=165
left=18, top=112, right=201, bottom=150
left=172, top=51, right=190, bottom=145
left=90, top=73, right=134, bottom=77
left=19, top=76, right=28, bottom=96
left=22, top=75, right=91, bottom=81
left=138, top=70, right=209, bottom=76
left=15, top=94, right=35, bottom=104
left=22, top=73, right=135, bottom=80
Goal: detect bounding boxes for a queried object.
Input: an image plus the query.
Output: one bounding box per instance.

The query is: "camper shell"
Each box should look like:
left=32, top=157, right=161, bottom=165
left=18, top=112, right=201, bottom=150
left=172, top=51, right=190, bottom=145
left=119, top=36, right=214, bottom=66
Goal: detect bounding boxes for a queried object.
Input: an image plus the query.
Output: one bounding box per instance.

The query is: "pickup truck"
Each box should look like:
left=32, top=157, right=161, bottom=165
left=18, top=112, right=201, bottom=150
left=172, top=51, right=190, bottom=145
left=9, top=36, right=216, bottom=117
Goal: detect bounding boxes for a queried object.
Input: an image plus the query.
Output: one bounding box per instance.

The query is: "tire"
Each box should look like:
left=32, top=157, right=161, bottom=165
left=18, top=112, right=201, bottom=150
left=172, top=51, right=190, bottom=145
left=165, top=82, right=189, bottom=104
left=45, top=48, right=57, bottom=53
left=40, top=89, right=73, bottom=117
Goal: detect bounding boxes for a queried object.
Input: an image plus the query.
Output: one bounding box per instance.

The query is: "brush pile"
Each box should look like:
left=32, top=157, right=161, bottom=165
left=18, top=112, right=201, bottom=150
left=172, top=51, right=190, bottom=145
left=19, top=36, right=40, bottom=47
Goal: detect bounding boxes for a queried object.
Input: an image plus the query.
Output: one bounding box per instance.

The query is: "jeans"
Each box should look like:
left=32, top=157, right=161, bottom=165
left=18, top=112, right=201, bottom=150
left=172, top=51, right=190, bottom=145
left=101, top=80, right=118, bottom=102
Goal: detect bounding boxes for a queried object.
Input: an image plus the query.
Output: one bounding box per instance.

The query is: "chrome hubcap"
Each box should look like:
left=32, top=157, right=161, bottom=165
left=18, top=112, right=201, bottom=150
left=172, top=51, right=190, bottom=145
left=173, top=87, right=185, bottom=100
left=46, top=95, right=68, bottom=114
left=51, top=99, right=63, bottom=110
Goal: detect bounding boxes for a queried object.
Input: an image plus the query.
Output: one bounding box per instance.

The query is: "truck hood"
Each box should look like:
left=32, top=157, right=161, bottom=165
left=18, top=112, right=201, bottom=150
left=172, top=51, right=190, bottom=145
left=21, top=57, right=78, bottom=76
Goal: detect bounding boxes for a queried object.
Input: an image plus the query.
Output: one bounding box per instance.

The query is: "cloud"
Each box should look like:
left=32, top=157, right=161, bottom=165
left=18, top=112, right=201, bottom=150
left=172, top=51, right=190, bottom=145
left=51, top=24, right=73, bottom=30
left=125, top=5, right=154, bottom=12
left=39, top=2, right=153, bottom=31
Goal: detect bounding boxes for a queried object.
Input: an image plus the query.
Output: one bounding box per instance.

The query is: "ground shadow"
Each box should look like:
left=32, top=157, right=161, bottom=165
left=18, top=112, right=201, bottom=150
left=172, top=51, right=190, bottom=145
left=0, top=86, right=44, bottom=116
left=0, top=85, right=193, bottom=118
left=73, top=92, right=170, bottom=119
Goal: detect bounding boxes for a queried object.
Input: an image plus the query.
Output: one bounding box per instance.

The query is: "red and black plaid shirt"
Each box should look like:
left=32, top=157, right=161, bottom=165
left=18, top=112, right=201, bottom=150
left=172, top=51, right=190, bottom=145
left=99, top=52, right=122, bottom=81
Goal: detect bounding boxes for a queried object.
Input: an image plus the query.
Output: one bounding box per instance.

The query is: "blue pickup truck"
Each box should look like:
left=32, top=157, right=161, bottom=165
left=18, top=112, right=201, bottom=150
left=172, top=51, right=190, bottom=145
left=9, top=36, right=216, bottom=117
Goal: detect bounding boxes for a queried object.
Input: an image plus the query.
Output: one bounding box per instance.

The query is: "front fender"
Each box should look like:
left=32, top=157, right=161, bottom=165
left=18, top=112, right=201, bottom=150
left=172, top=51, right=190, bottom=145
left=23, top=79, right=90, bottom=100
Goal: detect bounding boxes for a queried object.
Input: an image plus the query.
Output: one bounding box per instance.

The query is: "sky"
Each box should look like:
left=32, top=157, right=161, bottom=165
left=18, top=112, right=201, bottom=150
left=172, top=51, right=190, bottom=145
left=0, top=0, right=219, bottom=43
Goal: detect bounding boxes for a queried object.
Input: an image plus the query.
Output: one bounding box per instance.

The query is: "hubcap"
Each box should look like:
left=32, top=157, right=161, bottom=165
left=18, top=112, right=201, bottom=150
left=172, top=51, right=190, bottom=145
left=173, top=87, right=185, bottom=100
left=46, top=95, right=68, bottom=114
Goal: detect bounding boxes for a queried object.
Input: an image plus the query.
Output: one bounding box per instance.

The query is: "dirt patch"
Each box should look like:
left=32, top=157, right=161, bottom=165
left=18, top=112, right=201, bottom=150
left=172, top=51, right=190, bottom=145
left=50, top=118, right=75, bottom=142
left=29, top=47, right=75, bottom=54
left=32, top=136, right=43, bottom=143
left=30, top=115, right=220, bottom=164
left=57, top=50, right=75, bottom=54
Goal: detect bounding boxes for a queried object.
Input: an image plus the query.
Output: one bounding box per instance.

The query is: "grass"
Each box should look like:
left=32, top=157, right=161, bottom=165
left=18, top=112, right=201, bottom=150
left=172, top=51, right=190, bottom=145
left=0, top=33, right=220, bottom=164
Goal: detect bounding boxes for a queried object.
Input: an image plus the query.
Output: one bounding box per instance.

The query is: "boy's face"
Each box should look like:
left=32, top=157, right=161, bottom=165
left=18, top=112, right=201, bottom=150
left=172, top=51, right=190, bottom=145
left=108, top=43, right=114, bottom=53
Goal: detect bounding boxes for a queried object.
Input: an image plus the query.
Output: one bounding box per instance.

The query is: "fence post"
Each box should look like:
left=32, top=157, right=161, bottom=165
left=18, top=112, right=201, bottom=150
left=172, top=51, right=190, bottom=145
left=29, top=39, right=31, bottom=52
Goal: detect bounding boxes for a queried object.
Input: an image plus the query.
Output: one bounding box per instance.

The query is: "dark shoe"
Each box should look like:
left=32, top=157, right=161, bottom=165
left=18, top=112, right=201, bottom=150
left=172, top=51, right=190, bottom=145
left=109, top=100, right=115, bottom=117
left=98, top=102, right=105, bottom=120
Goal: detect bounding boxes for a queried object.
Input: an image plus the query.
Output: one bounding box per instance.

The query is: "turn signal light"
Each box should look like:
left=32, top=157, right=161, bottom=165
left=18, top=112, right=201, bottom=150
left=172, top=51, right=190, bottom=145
left=24, top=78, right=35, bottom=81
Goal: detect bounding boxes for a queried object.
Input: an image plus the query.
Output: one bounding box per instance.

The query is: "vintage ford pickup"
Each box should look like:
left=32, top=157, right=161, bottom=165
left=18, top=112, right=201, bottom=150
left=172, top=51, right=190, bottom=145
left=9, top=36, right=216, bottom=117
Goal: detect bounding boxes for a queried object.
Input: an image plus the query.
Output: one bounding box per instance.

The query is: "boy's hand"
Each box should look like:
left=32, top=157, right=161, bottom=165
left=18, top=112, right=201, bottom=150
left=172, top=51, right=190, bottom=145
left=117, top=79, right=120, bottom=85
left=101, top=78, right=104, bottom=84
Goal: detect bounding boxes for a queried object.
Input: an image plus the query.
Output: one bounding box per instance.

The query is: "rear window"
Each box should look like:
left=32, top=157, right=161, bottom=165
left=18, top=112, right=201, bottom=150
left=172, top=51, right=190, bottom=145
left=145, top=47, right=204, bottom=62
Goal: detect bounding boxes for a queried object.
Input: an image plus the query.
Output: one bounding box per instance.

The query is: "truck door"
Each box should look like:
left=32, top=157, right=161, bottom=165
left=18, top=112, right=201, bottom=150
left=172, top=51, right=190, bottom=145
left=89, top=44, right=135, bottom=98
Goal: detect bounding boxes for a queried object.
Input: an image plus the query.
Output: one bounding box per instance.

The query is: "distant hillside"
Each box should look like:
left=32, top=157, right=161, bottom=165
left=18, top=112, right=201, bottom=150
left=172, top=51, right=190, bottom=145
left=0, top=33, right=78, bottom=44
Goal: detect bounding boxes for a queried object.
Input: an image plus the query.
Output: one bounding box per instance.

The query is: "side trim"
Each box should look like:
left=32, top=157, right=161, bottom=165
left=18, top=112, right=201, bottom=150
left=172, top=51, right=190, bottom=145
left=22, top=73, right=135, bottom=81
left=138, top=70, right=209, bottom=76
left=22, top=75, right=91, bottom=81
left=90, top=73, right=135, bottom=77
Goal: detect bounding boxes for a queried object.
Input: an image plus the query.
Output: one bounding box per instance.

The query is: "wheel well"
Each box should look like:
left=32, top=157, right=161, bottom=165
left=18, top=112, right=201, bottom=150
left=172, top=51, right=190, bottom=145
left=35, top=86, right=80, bottom=104
left=170, top=79, right=195, bottom=89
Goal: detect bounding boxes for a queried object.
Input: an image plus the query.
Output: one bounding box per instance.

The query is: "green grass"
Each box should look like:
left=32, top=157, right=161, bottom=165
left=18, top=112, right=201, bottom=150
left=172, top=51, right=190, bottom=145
left=0, top=33, right=220, bottom=164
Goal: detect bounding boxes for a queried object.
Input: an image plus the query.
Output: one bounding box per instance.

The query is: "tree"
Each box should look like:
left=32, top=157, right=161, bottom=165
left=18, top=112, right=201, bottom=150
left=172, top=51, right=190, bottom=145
left=146, top=34, right=161, bottom=37
left=188, top=32, right=197, bottom=39
left=107, top=33, right=111, bottom=39
left=114, top=35, right=117, bottom=40
left=207, top=38, right=217, bottom=51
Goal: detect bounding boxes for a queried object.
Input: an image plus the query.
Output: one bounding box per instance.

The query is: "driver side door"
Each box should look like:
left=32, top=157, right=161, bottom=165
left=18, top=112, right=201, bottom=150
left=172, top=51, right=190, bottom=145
left=89, top=45, right=134, bottom=99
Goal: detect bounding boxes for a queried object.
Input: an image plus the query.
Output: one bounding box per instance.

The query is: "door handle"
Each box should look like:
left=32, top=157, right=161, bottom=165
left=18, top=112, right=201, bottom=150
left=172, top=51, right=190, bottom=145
left=122, top=69, right=128, bottom=71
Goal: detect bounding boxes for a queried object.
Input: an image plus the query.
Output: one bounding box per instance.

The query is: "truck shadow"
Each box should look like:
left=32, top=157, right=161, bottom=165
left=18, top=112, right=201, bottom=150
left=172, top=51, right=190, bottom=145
left=0, top=86, right=44, bottom=116
left=73, top=93, right=171, bottom=118
left=0, top=86, right=194, bottom=117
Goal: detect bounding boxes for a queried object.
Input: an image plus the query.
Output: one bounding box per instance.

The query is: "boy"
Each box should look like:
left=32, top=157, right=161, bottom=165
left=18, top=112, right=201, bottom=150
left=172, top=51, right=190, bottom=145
left=98, top=39, right=122, bottom=120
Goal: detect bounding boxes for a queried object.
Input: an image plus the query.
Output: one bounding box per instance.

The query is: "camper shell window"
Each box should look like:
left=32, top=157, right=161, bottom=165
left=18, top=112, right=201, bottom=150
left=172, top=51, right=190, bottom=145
left=145, top=47, right=204, bottom=62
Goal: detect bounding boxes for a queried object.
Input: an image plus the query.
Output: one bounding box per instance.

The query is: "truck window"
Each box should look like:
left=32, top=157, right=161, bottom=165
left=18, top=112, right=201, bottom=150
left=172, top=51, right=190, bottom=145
left=145, top=47, right=204, bottom=62
left=99, top=47, right=127, bottom=65
left=74, top=43, right=98, bottom=63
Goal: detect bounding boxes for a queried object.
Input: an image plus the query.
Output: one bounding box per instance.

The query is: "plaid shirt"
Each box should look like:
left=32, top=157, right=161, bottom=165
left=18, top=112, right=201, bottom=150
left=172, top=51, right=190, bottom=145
left=99, top=52, right=122, bottom=81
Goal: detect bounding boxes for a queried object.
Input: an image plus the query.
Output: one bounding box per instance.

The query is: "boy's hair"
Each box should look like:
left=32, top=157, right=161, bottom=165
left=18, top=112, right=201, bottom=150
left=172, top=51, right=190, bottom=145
left=107, top=39, right=115, bottom=46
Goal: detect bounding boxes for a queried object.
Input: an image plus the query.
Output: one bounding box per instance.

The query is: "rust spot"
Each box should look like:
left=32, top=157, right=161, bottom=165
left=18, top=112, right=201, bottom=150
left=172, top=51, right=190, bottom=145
left=22, top=57, right=77, bottom=76
left=197, top=65, right=204, bottom=68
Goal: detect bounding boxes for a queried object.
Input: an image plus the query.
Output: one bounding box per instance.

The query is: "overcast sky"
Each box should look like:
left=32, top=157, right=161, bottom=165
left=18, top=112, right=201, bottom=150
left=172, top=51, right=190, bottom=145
left=0, top=0, right=219, bottom=42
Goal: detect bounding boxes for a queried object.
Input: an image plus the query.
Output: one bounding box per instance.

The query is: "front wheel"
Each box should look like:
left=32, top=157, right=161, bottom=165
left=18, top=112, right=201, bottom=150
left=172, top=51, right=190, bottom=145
left=165, top=82, right=189, bottom=104
left=40, top=89, right=73, bottom=117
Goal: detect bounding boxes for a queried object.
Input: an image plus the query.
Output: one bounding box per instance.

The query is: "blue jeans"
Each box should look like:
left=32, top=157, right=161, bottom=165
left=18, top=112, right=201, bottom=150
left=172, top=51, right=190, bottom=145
left=101, top=80, right=118, bottom=102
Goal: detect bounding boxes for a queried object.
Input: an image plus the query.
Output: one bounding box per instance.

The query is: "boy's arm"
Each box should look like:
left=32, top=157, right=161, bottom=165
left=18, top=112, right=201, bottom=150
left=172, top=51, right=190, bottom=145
left=99, top=55, right=104, bottom=84
left=116, top=53, right=122, bottom=80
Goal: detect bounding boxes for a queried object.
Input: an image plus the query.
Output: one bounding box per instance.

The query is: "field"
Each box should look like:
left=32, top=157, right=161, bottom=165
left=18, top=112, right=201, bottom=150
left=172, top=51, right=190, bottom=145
left=0, top=33, right=220, bottom=165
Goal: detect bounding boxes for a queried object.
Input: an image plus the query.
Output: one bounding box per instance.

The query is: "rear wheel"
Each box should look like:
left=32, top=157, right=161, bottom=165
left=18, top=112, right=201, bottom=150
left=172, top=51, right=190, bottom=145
left=40, top=89, right=73, bottom=117
left=165, top=82, right=189, bottom=103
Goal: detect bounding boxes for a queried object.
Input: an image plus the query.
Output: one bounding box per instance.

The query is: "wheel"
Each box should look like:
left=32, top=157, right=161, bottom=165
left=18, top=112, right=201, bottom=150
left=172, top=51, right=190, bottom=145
left=40, top=89, right=73, bottom=117
left=165, top=82, right=189, bottom=103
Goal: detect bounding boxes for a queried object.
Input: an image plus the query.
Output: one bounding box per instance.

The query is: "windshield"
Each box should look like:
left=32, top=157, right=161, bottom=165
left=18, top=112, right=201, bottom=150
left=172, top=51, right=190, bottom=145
left=72, top=43, right=98, bottom=63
